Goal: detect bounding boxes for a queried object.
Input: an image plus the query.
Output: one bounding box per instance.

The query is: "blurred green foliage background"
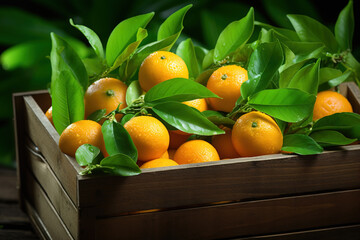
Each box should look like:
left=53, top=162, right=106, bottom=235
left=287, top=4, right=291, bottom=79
left=0, top=0, right=359, bottom=168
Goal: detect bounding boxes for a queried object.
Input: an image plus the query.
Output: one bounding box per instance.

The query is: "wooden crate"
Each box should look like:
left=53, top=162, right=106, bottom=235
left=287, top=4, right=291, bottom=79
left=13, top=82, right=360, bottom=240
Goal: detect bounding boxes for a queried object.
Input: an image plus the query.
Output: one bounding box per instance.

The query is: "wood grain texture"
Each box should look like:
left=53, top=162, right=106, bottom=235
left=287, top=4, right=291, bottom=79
left=25, top=138, right=78, bottom=238
left=23, top=95, right=81, bottom=205
left=95, top=189, right=360, bottom=240
left=77, top=144, right=360, bottom=214
left=239, top=224, right=360, bottom=240
left=23, top=169, right=74, bottom=240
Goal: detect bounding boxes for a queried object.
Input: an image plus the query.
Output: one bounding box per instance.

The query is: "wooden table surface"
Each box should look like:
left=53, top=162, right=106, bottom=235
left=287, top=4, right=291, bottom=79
left=0, top=167, right=39, bottom=240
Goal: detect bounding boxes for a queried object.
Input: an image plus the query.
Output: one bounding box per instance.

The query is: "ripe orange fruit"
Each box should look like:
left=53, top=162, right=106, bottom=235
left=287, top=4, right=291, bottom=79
left=313, top=90, right=353, bottom=121
left=138, top=51, right=189, bottom=92
left=173, top=140, right=220, bottom=165
left=183, top=98, right=208, bottom=112
left=206, top=65, right=248, bottom=112
left=212, top=127, right=240, bottom=159
left=232, top=111, right=283, bottom=157
left=140, top=158, right=179, bottom=169
left=45, top=106, right=54, bottom=126
left=59, top=120, right=106, bottom=158
left=84, top=77, right=127, bottom=122
left=124, top=116, right=170, bottom=161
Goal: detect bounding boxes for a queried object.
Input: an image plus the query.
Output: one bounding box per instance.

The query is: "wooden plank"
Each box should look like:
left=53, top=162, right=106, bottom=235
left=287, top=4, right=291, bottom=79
left=25, top=138, right=79, bottom=238
left=239, top=224, right=360, bottom=240
left=78, top=144, right=360, bottom=214
left=23, top=95, right=82, bottom=205
left=23, top=169, right=74, bottom=240
left=95, top=189, right=360, bottom=240
left=346, top=82, right=360, bottom=113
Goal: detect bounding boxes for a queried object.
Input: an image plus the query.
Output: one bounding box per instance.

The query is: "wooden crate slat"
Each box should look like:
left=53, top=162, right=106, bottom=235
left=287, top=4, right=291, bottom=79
left=25, top=138, right=79, bottom=238
left=23, top=95, right=81, bottom=205
left=23, top=169, right=74, bottom=240
left=94, top=189, right=360, bottom=240
left=77, top=144, right=360, bottom=213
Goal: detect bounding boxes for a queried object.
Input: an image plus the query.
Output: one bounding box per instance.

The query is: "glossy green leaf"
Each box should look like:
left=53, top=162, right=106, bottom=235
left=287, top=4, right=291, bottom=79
left=310, top=130, right=357, bottom=147
left=318, top=69, right=351, bottom=91
left=248, top=88, right=316, bottom=122
left=312, top=112, right=360, bottom=139
left=75, top=144, right=104, bottom=166
left=335, top=0, right=354, bottom=51
left=283, top=41, right=325, bottom=63
left=106, top=12, right=154, bottom=66
left=282, top=134, right=323, bottom=155
left=202, top=49, right=214, bottom=69
left=100, top=154, right=141, bottom=176
left=214, top=7, right=254, bottom=62
left=109, top=28, right=148, bottom=72
left=202, top=110, right=235, bottom=127
left=152, top=102, right=224, bottom=136
left=241, top=41, right=284, bottom=99
left=70, top=19, right=105, bottom=59
left=86, top=109, right=106, bottom=122
left=102, top=120, right=138, bottom=162
left=144, top=78, right=218, bottom=103
left=50, top=33, right=87, bottom=134
left=279, top=60, right=307, bottom=88
left=287, top=14, right=338, bottom=52
left=157, top=4, right=192, bottom=41
left=176, top=38, right=200, bottom=78
left=126, top=80, right=143, bottom=106
left=286, top=58, right=320, bottom=95
left=255, top=21, right=300, bottom=41
left=194, top=46, right=209, bottom=71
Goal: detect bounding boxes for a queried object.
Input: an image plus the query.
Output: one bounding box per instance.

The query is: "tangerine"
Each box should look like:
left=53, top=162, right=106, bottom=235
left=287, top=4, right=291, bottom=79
left=138, top=51, right=189, bottom=92
left=313, top=90, right=353, bottom=121
left=140, top=158, right=179, bottom=169
left=173, top=140, right=220, bottom=165
left=232, top=111, right=283, bottom=157
left=206, top=65, right=248, bottom=112
left=124, top=116, right=170, bottom=161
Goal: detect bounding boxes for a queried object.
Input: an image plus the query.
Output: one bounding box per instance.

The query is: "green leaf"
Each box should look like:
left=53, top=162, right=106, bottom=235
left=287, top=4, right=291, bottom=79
left=279, top=60, right=307, bottom=88
left=310, top=130, right=356, bottom=147
left=318, top=69, right=352, bottom=91
left=312, top=112, right=360, bottom=139
left=86, top=109, right=106, bottom=122
left=286, top=58, right=320, bottom=95
left=282, top=134, right=323, bottom=155
left=241, top=41, right=284, bottom=99
left=70, top=19, right=105, bottom=59
left=283, top=41, right=325, bottom=63
left=202, top=49, right=214, bottom=69
left=214, top=7, right=254, bottom=62
left=50, top=33, right=87, bottom=134
left=102, top=120, right=138, bottom=162
left=75, top=144, right=104, bottom=166
left=194, top=46, right=209, bottom=71
left=287, top=14, right=339, bottom=53
left=255, top=21, right=300, bottom=41
left=144, top=78, right=218, bottom=103
left=126, top=80, right=143, bottom=106
left=100, top=154, right=141, bottom=176
left=82, top=58, right=106, bottom=80
left=157, top=4, right=192, bottom=41
left=335, top=0, right=354, bottom=51
left=0, top=40, right=50, bottom=70
left=176, top=38, right=200, bottom=78
left=109, top=28, right=148, bottom=72
left=152, top=102, right=224, bottom=136
left=248, top=88, right=316, bottom=122
left=106, top=12, right=154, bottom=66
left=202, top=110, right=235, bottom=127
